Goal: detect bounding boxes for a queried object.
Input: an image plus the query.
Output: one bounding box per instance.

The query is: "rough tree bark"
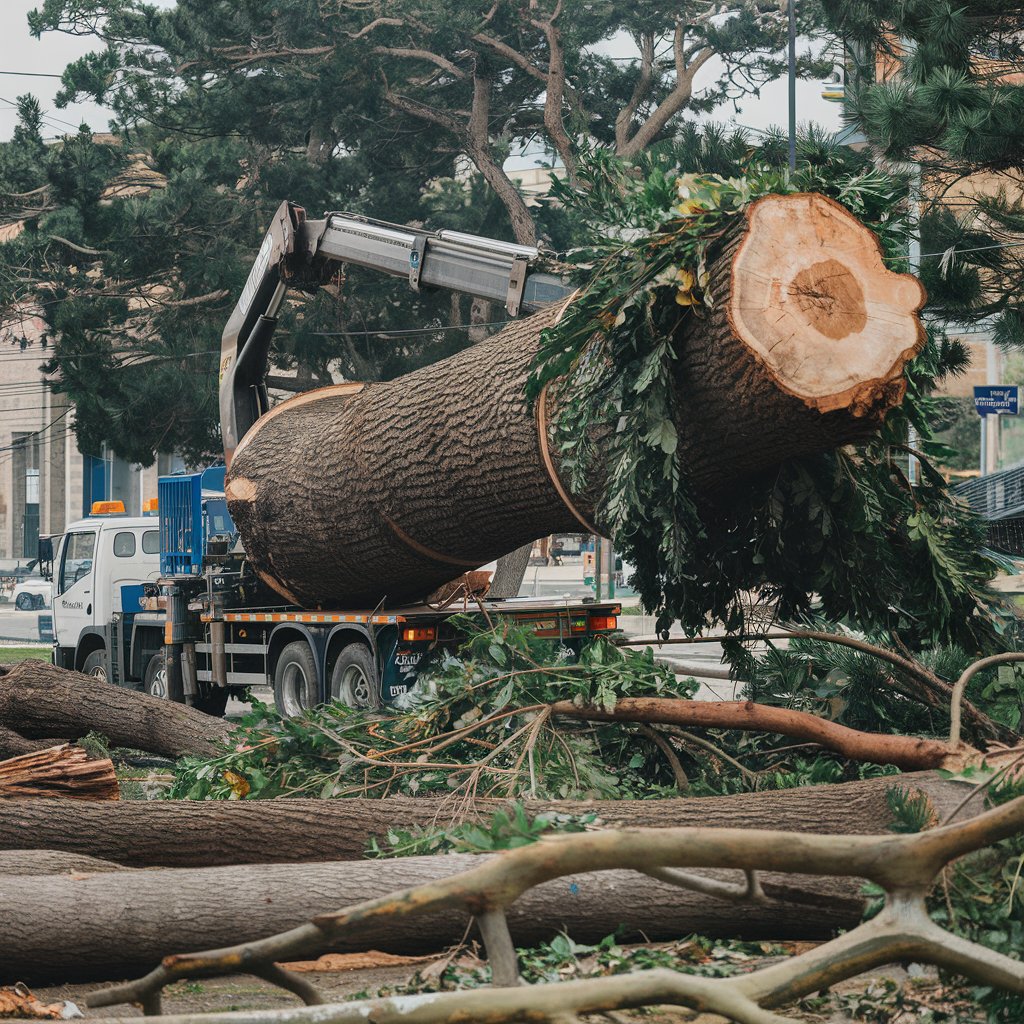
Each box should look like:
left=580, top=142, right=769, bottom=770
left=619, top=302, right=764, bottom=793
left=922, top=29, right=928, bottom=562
left=0, top=661, right=230, bottom=758
left=227, top=192, right=924, bottom=608
left=0, top=774, right=971, bottom=868
left=0, top=854, right=864, bottom=984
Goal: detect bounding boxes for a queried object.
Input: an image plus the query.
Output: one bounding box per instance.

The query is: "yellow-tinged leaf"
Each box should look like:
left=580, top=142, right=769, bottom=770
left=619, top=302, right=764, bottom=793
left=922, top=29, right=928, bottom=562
left=223, top=770, right=250, bottom=798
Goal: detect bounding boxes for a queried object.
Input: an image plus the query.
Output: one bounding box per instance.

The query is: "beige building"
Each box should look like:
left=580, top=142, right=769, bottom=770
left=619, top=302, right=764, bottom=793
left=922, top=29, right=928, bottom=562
left=0, top=307, right=177, bottom=562
left=0, top=142, right=177, bottom=563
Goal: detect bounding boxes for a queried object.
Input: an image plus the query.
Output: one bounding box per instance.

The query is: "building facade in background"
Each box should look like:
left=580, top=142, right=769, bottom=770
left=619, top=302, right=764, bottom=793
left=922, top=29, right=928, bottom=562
left=0, top=307, right=182, bottom=562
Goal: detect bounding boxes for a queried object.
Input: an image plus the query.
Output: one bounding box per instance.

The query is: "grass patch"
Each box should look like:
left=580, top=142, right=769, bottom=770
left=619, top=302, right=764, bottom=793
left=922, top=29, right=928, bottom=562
left=0, top=646, right=49, bottom=666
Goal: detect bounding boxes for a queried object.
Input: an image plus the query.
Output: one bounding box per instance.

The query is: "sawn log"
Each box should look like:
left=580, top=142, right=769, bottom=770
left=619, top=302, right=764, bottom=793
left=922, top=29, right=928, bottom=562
left=0, top=853, right=865, bottom=984
left=0, top=774, right=971, bottom=868
left=0, top=661, right=231, bottom=758
left=226, top=192, right=924, bottom=608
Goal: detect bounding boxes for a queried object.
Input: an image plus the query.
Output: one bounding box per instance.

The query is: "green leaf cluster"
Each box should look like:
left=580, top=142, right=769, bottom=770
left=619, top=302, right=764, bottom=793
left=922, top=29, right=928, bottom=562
left=170, top=617, right=696, bottom=802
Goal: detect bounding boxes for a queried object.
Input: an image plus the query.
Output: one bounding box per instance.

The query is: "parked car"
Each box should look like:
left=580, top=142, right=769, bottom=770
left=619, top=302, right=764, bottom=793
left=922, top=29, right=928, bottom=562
left=12, top=576, right=51, bottom=611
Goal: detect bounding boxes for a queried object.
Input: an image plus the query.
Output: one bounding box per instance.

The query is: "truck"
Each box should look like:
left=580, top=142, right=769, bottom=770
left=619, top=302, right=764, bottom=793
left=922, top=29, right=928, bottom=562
left=45, top=203, right=620, bottom=715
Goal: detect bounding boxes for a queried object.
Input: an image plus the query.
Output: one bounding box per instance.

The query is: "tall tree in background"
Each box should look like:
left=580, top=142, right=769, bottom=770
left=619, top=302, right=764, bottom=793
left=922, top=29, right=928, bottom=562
left=0, top=0, right=832, bottom=465
left=822, top=0, right=1024, bottom=346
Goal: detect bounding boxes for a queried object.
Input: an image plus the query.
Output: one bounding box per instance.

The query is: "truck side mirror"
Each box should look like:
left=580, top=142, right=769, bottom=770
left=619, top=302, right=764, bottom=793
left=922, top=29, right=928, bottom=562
left=37, top=537, right=54, bottom=582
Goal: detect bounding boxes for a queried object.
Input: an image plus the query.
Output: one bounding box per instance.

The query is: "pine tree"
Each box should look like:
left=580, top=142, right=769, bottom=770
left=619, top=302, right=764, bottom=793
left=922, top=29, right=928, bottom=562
left=822, top=0, right=1024, bottom=345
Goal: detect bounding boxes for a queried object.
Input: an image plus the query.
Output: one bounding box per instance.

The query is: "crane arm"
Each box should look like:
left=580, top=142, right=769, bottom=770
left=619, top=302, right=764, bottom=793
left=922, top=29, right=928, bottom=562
left=220, top=200, right=572, bottom=466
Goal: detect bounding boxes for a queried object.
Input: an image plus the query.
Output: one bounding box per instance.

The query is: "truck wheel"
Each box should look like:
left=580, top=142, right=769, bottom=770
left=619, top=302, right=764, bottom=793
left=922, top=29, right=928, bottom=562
left=14, top=593, right=33, bottom=611
left=81, top=650, right=107, bottom=682
left=274, top=641, right=320, bottom=717
left=144, top=651, right=171, bottom=700
left=329, top=643, right=378, bottom=708
left=33, top=594, right=46, bottom=610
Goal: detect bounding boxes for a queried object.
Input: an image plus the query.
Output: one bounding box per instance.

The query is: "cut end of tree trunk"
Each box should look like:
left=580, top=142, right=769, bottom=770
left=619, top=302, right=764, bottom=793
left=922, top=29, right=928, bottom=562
left=729, top=192, right=925, bottom=417
left=0, top=744, right=118, bottom=802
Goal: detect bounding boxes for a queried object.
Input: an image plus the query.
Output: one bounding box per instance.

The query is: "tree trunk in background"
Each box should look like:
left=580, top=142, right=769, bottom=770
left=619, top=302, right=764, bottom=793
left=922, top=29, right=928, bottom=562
left=490, top=542, right=533, bottom=599
left=0, top=774, right=969, bottom=869
left=228, top=192, right=924, bottom=609
left=0, top=661, right=231, bottom=758
left=1, top=853, right=865, bottom=984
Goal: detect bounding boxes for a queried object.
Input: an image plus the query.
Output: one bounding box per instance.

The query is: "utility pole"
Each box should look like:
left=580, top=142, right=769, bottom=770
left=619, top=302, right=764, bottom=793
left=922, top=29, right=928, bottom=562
left=907, top=165, right=921, bottom=485
left=788, top=0, right=797, bottom=171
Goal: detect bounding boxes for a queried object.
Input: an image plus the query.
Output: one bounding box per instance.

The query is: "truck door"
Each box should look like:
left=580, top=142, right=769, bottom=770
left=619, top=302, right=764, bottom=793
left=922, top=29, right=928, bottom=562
left=52, top=529, right=98, bottom=651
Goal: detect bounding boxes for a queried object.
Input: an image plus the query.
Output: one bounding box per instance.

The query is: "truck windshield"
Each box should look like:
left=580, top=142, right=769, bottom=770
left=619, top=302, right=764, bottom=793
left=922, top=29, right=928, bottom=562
left=59, top=531, right=97, bottom=594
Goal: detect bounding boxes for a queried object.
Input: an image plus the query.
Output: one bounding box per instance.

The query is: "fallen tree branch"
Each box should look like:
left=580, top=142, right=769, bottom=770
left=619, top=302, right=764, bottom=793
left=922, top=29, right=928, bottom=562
left=552, top=697, right=958, bottom=771
left=86, top=793, right=1024, bottom=1018
left=618, top=630, right=1009, bottom=742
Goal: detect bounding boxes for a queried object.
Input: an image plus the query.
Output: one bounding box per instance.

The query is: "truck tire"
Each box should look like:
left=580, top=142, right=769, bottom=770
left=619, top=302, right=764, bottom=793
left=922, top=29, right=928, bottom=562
left=14, top=593, right=33, bottom=611
left=33, top=594, right=46, bottom=610
left=81, top=650, right=107, bottom=682
left=144, top=651, right=173, bottom=700
left=145, top=651, right=225, bottom=715
left=273, top=641, right=320, bottom=718
left=329, top=643, right=378, bottom=708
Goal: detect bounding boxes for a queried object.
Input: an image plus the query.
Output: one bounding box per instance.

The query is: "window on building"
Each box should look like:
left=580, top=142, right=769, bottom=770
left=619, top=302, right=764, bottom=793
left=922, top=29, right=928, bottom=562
left=12, top=433, right=40, bottom=558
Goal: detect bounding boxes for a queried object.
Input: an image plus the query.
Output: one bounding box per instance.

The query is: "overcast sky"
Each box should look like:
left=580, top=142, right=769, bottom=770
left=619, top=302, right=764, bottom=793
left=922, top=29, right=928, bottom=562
left=0, top=0, right=842, bottom=144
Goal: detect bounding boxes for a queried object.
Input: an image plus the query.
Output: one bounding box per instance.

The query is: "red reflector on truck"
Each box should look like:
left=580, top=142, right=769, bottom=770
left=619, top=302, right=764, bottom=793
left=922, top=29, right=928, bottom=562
left=402, top=627, right=437, bottom=642
left=589, top=615, right=617, bottom=631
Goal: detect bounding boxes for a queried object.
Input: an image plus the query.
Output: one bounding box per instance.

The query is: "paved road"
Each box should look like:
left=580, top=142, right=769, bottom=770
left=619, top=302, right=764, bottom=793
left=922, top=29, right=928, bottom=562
left=0, top=606, right=47, bottom=643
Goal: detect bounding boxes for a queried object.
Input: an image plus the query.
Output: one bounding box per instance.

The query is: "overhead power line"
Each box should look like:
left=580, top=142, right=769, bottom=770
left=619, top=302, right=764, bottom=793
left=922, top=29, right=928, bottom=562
left=0, top=71, right=63, bottom=79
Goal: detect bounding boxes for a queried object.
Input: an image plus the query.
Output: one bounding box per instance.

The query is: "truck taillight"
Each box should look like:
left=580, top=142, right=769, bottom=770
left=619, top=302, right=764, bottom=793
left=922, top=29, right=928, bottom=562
left=402, top=627, right=437, bottom=642
left=589, top=615, right=617, bottom=632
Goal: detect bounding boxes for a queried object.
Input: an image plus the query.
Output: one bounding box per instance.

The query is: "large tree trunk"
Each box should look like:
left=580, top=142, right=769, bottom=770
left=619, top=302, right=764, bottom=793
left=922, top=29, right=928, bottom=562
left=0, top=661, right=231, bottom=758
left=0, top=853, right=865, bottom=984
left=226, top=192, right=924, bottom=608
left=0, top=774, right=969, bottom=869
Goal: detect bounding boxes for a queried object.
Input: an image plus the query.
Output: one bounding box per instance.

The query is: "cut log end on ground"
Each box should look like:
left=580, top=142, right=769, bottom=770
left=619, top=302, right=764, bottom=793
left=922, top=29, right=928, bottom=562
left=0, top=744, right=118, bottom=802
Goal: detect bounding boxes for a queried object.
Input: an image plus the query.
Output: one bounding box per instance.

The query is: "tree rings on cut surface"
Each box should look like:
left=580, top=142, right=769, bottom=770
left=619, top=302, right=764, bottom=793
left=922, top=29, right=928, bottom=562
left=729, top=193, right=925, bottom=416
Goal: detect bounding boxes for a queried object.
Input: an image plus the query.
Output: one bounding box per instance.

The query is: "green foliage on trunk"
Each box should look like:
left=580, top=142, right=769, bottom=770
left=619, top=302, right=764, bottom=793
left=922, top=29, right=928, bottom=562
left=528, top=138, right=997, bottom=644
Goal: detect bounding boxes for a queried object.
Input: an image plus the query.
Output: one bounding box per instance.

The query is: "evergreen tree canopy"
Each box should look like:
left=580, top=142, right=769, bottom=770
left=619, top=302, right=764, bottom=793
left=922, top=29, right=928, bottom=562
left=822, top=0, right=1024, bottom=344
left=0, top=0, right=829, bottom=463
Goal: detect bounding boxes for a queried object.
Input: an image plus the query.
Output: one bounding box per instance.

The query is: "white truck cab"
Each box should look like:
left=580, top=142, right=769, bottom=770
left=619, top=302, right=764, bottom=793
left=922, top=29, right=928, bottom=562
left=51, top=503, right=162, bottom=680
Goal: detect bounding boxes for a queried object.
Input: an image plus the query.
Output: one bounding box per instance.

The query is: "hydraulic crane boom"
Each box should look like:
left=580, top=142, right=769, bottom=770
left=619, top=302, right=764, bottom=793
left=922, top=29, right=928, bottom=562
left=220, top=200, right=572, bottom=466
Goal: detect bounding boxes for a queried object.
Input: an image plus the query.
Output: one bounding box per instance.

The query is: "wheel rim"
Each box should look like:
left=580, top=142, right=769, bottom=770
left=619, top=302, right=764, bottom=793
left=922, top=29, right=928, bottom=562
left=334, top=663, right=371, bottom=707
left=281, top=661, right=312, bottom=717
left=148, top=664, right=168, bottom=699
left=89, top=665, right=107, bottom=682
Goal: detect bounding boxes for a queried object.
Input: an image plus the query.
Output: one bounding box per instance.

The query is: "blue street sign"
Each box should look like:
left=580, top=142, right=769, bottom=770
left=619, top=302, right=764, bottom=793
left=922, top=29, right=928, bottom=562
left=974, top=385, right=1020, bottom=417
